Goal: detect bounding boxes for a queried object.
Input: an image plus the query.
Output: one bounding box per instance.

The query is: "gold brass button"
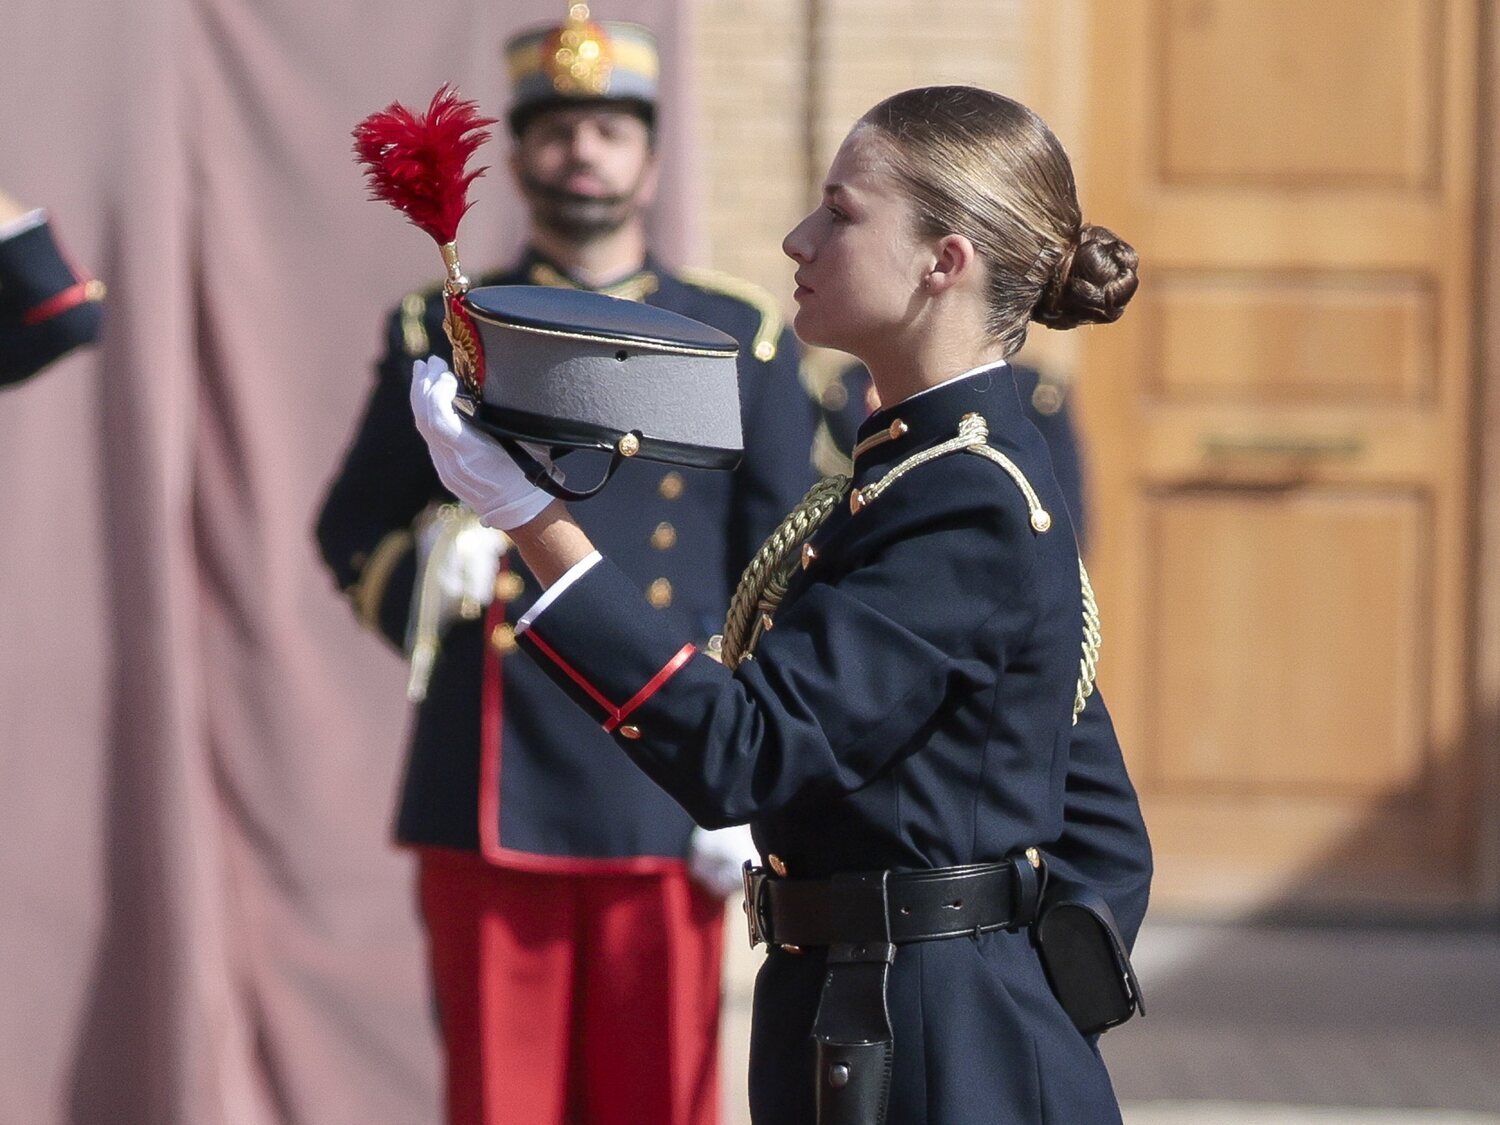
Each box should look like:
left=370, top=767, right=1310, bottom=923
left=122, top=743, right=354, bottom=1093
left=801, top=543, right=818, bottom=570
left=618, top=433, right=641, bottom=457
left=1025, top=847, right=1042, bottom=870
left=768, top=854, right=789, bottom=877
left=618, top=724, right=642, bottom=740
left=1031, top=383, right=1064, bottom=416
left=651, top=522, right=677, bottom=551
left=489, top=623, right=518, bottom=655
left=658, top=471, right=684, bottom=500
left=646, top=578, right=673, bottom=608
left=494, top=571, right=526, bottom=603
left=1030, top=509, right=1052, bottom=533
left=888, top=419, right=909, bottom=440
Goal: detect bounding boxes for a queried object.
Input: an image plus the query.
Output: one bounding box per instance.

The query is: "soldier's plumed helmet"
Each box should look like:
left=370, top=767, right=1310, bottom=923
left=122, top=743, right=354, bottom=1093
left=464, top=286, right=743, bottom=483
left=504, top=5, right=659, bottom=135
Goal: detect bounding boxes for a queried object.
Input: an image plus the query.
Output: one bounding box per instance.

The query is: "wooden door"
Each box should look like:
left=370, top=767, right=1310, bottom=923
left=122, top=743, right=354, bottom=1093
left=1078, top=0, right=1486, bottom=911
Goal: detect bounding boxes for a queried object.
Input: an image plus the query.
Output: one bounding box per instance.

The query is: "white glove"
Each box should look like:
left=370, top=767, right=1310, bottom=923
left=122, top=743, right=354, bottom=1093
left=414, top=504, right=508, bottom=623
left=417, top=509, right=508, bottom=613
left=687, top=824, right=758, bottom=899
left=409, top=357, right=555, bottom=531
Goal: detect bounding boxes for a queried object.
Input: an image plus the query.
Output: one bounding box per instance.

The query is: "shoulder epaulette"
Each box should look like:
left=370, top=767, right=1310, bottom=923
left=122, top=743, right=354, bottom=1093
left=676, top=266, right=784, bottom=362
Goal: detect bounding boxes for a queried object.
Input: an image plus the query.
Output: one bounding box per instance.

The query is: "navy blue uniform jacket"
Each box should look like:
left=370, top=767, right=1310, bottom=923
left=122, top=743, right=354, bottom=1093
left=518, top=365, right=1151, bottom=1122
left=0, top=218, right=104, bottom=386
left=316, top=252, right=820, bottom=869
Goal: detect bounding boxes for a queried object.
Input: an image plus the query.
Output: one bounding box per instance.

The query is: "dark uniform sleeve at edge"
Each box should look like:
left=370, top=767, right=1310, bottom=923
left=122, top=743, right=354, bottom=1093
left=0, top=220, right=105, bottom=386
left=520, top=474, right=1039, bottom=828
left=1049, top=687, right=1153, bottom=948
left=313, top=302, right=447, bottom=649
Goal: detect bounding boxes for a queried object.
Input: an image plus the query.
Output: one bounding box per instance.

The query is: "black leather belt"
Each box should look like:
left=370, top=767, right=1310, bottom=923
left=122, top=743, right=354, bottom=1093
left=741, top=857, right=1044, bottom=951
left=741, top=857, right=1046, bottom=1125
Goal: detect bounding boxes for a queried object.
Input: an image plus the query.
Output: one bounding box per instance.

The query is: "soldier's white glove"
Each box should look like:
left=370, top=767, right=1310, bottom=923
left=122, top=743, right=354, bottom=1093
left=409, top=357, right=555, bottom=531
left=416, top=509, right=508, bottom=614
left=687, top=824, right=758, bottom=899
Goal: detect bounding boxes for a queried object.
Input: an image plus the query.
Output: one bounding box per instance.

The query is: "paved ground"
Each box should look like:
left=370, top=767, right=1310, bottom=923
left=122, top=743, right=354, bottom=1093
left=719, top=917, right=1500, bottom=1123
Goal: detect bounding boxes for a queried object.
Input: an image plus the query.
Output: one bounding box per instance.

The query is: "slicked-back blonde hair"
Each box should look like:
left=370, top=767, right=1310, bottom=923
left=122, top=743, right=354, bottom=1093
left=862, top=86, right=1138, bottom=355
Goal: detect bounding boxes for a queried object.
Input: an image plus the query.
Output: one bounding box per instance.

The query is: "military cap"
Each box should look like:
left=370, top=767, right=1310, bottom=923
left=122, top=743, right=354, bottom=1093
left=503, top=4, right=660, bottom=134
left=458, top=284, right=743, bottom=498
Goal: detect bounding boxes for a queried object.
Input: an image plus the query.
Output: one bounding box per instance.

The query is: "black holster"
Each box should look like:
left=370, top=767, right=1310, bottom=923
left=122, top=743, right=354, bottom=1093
left=811, top=872, right=896, bottom=1125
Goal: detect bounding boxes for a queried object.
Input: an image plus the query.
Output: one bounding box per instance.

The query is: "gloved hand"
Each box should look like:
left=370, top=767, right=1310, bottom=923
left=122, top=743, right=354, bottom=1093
left=414, top=504, right=508, bottom=621
left=687, top=824, right=758, bottom=899
left=409, top=357, right=555, bottom=530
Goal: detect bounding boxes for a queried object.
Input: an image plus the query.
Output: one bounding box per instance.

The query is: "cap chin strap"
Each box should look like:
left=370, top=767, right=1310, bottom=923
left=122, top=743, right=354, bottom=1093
left=492, top=432, right=636, bottom=502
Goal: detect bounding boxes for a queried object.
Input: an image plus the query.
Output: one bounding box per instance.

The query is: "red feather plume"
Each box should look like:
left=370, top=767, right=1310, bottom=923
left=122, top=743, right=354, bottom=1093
left=352, top=85, right=497, bottom=245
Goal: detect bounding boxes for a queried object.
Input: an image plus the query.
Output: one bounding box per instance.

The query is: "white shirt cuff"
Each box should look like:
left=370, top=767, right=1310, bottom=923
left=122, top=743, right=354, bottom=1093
left=515, top=550, right=603, bottom=634
left=0, top=208, right=48, bottom=242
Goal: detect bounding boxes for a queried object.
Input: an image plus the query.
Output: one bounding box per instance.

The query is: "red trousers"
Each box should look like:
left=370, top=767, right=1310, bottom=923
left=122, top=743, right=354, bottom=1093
left=417, top=848, right=725, bottom=1125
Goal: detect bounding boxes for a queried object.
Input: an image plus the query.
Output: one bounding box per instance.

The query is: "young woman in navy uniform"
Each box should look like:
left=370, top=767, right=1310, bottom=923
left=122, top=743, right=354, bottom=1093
left=411, top=86, right=1151, bottom=1124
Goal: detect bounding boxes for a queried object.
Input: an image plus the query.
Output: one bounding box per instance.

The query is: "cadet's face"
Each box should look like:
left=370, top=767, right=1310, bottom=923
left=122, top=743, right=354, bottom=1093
left=782, top=126, right=929, bottom=355
left=512, top=107, right=658, bottom=241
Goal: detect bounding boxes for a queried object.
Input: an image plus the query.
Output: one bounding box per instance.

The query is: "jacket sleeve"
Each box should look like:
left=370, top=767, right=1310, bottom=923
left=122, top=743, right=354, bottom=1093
left=314, top=309, right=447, bottom=649
left=726, top=326, right=822, bottom=576
left=1047, top=687, right=1152, bottom=948
left=0, top=219, right=104, bottom=387
left=519, top=463, right=1039, bottom=827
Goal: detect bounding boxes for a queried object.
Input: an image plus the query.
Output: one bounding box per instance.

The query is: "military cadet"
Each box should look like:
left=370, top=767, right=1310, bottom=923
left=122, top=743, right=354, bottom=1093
left=0, top=188, right=105, bottom=387
left=410, top=85, right=1151, bottom=1124
left=316, top=9, right=820, bottom=1125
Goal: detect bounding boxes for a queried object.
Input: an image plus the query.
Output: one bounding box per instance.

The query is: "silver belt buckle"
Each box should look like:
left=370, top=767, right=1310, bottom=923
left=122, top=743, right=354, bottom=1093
left=741, top=862, right=769, bottom=949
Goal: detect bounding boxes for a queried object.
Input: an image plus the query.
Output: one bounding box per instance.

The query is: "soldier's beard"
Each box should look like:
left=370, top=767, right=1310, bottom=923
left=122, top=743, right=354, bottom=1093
left=520, top=171, right=642, bottom=243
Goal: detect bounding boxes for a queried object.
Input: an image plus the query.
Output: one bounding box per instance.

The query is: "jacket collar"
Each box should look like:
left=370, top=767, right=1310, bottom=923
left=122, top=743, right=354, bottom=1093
left=851, top=362, right=1021, bottom=486
left=520, top=247, right=660, bottom=302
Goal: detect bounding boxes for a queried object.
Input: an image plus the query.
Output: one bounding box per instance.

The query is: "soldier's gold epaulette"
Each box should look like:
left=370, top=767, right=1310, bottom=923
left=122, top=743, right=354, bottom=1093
left=398, top=281, right=448, bottom=359
left=676, top=267, right=784, bottom=362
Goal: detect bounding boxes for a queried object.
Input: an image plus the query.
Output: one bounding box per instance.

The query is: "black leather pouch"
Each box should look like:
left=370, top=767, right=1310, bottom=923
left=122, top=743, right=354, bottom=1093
left=1033, top=881, right=1145, bottom=1036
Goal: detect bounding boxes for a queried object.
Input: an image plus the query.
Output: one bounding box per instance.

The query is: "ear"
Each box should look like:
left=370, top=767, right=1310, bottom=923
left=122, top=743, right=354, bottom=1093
left=923, top=234, right=977, bottom=295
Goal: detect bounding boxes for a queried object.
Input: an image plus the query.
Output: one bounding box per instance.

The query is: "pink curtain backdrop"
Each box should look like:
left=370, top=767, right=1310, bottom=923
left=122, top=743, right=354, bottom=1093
left=0, top=1, right=699, bottom=1121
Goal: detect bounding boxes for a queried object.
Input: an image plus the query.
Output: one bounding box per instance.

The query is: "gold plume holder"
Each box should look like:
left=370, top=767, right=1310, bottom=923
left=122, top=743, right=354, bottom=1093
left=438, top=240, right=483, bottom=409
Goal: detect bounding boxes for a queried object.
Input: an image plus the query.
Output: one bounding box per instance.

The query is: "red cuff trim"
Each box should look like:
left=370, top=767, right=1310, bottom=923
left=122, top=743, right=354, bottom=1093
left=604, top=643, right=696, bottom=733
left=525, top=628, right=621, bottom=722
left=23, top=279, right=102, bottom=326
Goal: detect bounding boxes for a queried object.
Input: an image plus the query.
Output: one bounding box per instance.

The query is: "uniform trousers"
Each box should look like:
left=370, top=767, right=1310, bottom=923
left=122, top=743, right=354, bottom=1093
left=418, top=847, right=725, bottom=1125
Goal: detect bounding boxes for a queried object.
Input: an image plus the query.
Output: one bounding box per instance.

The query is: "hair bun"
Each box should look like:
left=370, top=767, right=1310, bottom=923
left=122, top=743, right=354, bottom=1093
left=1032, top=223, right=1139, bottom=329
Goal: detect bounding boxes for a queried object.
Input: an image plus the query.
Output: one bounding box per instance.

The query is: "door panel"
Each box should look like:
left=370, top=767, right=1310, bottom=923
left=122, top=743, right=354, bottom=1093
left=1080, top=0, right=1481, bottom=910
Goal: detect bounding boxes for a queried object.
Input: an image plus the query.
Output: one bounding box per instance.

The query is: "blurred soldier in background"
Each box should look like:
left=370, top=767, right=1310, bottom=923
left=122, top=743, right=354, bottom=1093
left=316, top=8, right=821, bottom=1124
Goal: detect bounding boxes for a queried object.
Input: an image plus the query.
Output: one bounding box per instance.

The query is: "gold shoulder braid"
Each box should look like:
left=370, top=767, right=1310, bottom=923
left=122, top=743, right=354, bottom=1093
left=676, top=267, right=784, bottom=362
left=720, top=412, right=1101, bottom=720
left=720, top=474, right=850, bottom=669
left=1074, top=558, right=1101, bottom=724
